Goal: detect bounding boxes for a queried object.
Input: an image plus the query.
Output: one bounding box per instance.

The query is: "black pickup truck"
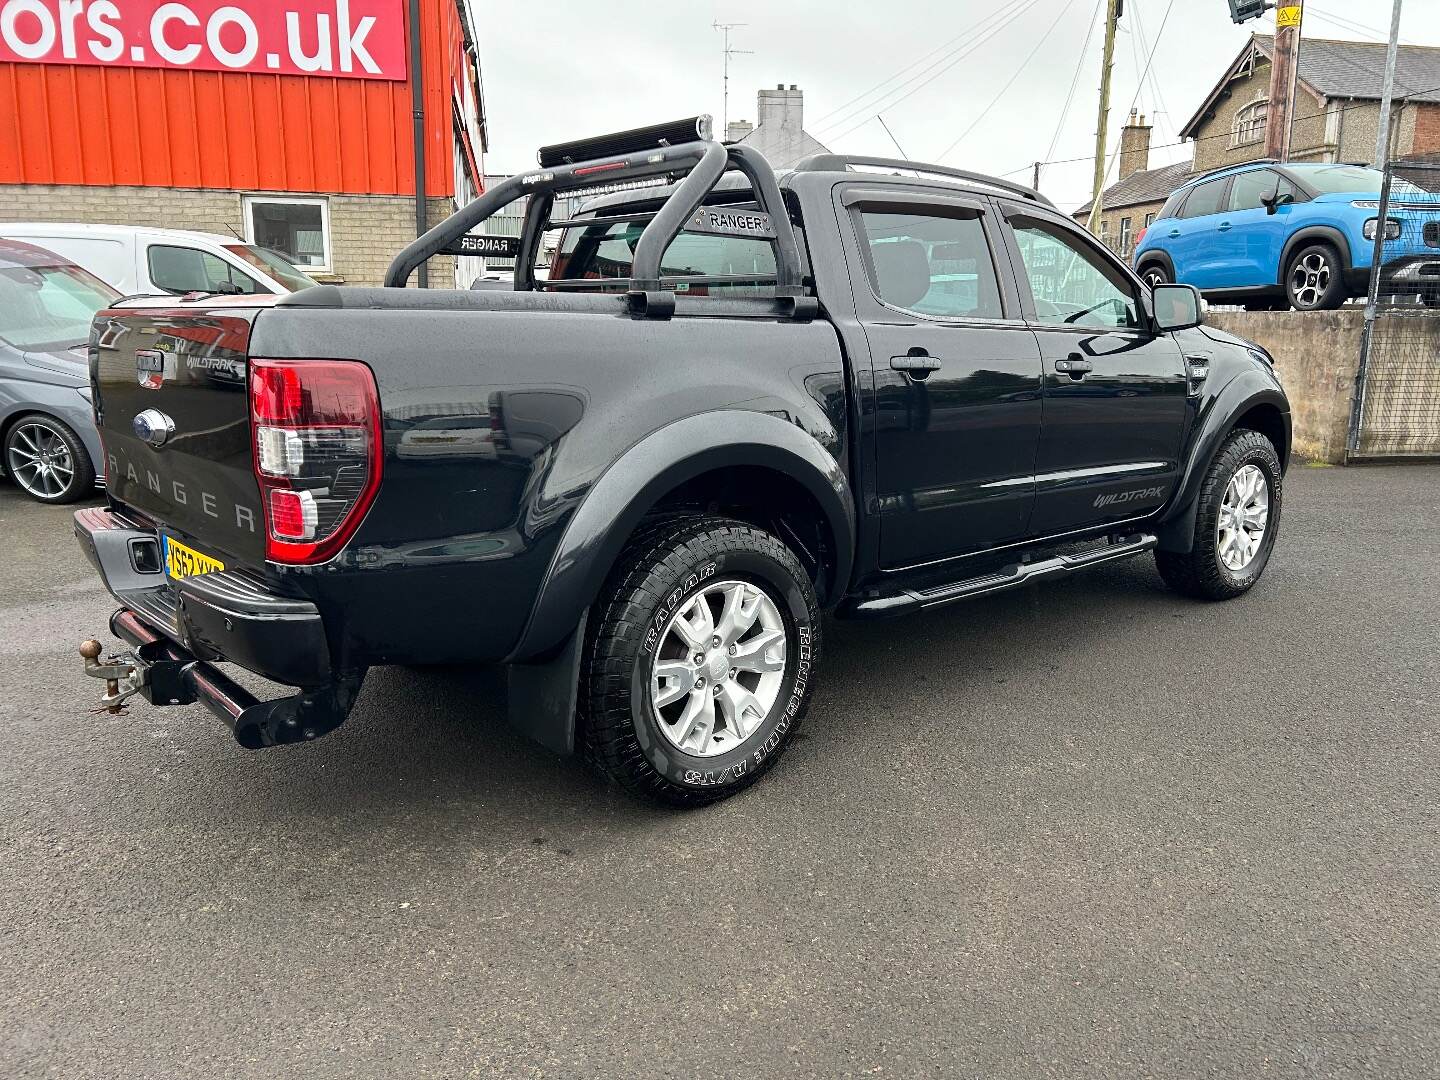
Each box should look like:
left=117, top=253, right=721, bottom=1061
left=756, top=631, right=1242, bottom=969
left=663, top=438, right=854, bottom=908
left=75, top=116, right=1290, bottom=805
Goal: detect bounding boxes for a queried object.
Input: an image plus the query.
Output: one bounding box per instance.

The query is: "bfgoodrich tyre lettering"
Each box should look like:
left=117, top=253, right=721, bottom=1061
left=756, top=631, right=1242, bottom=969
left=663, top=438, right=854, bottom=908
left=581, top=516, right=821, bottom=806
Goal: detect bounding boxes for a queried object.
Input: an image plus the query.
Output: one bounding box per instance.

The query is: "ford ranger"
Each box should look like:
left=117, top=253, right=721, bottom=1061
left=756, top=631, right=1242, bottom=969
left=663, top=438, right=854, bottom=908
left=75, top=116, right=1291, bottom=805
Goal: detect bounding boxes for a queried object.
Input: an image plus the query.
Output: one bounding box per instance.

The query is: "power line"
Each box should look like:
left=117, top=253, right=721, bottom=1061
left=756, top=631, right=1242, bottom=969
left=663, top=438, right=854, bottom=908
left=810, top=0, right=1034, bottom=133
left=1128, top=0, right=1174, bottom=141
left=1044, top=0, right=1105, bottom=167
left=934, top=0, right=1085, bottom=164
left=1028, top=77, right=1440, bottom=175
left=1305, top=5, right=1414, bottom=45
left=820, top=0, right=1046, bottom=144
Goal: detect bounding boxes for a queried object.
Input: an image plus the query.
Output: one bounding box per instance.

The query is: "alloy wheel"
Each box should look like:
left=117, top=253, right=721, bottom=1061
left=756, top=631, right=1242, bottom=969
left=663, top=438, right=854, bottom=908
left=1143, top=268, right=1168, bottom=289
left=6, top=421, right=77, bottom=501
left=649, top=579, right=787, bottom=758
left=1289, top=252, right=1332, bottom=309
left=1216, top=464, right=1269, bottom=572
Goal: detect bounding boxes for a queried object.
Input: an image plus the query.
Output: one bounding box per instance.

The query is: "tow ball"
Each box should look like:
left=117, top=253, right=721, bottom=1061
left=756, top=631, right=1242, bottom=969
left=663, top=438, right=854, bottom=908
left=79, top=638, right=145, bottom=714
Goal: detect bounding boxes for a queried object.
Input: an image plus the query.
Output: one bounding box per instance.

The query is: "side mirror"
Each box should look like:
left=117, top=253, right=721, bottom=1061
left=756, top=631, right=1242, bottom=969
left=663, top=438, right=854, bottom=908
left=1152, top=283, right=1204, bottom=332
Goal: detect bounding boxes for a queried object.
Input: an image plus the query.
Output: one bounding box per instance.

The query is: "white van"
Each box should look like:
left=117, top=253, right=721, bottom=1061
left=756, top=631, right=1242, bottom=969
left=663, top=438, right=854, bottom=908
left=0, top=223, right=318, bottom=297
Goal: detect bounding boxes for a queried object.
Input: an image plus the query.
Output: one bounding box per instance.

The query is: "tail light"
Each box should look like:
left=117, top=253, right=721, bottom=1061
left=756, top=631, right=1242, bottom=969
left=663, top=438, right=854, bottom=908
left=1134, top=227, right=1148, bottom=250
left=249, top=358, right=383, bottom=564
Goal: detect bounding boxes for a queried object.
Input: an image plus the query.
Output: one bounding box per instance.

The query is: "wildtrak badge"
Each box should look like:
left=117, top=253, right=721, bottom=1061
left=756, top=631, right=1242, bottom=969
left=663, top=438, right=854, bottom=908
left=1095, top=485, right=1167, bottom=509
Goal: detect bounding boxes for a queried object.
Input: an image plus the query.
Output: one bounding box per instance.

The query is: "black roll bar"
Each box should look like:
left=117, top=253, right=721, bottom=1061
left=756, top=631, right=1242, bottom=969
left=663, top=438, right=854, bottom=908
left=382, top=116, right=810, bottom=316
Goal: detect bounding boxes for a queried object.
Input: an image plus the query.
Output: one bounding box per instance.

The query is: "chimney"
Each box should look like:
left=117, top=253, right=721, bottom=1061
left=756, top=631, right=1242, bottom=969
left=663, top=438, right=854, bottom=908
left=756, top=84, right=805, bottom=137
left=725, top=118, right=754, bottom=143
left=1119, top=108, right=1152, bottom=181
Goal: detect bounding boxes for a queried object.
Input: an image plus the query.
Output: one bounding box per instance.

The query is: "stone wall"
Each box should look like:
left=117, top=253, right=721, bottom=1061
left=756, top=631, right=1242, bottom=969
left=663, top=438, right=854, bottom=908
left=0, top=184, right=456, bottom=288
left=1206, top=309, right=1361, bottom=464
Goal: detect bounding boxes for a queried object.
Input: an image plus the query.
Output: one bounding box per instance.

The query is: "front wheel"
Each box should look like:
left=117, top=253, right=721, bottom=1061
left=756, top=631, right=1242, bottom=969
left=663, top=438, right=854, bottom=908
left=580, top=517, right=821, bottom=806
left=1140, top=263, right=1170, bottom=290
left=1284, top=243, right=1346, bottom=311
left=1155, top=429, right=1283, bottom=601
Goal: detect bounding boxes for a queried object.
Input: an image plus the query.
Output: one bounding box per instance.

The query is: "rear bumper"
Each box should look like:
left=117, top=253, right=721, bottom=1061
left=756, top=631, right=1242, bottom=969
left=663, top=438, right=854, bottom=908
left=74, top=505, right=332, bottom=688
left=74, top=505, right=362, bottom=747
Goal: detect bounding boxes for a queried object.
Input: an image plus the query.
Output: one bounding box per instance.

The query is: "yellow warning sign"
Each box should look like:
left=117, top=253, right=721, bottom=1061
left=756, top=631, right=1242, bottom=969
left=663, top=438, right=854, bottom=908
left=1277, top=5, right=1303, bottom=29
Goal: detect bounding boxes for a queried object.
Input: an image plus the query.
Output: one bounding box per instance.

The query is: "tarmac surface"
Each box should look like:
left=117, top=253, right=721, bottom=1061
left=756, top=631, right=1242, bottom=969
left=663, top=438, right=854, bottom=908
left=2, top=463, right=1437, bottom=1078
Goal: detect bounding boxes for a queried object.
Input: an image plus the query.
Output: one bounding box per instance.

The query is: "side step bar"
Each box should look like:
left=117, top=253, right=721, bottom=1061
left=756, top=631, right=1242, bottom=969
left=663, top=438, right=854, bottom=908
left=839, top=533, right=1159, bottom=620
left=103, top=609, right=363, bottom=749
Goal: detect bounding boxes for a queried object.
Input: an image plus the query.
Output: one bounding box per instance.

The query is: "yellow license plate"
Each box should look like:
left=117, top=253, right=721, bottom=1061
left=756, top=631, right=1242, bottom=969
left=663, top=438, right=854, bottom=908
left=163, top=535, right=225, bottom=580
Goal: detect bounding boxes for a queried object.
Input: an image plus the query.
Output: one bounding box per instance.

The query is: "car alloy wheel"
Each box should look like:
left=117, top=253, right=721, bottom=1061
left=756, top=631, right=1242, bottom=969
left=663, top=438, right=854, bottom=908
left=1216, top=464, right=1269, bottom=572
left=6, top=419, right=78, bottom=501
left=1289, top=251, right=1332, bottom=309
left=1142, top=267, right=1168, bottom=289
left=649, top=578, right=787, bottom=757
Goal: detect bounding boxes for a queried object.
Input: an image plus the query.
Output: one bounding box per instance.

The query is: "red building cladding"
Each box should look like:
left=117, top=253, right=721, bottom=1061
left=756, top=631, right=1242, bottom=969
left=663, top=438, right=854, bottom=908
left=0, top=0, right=486, bottom=286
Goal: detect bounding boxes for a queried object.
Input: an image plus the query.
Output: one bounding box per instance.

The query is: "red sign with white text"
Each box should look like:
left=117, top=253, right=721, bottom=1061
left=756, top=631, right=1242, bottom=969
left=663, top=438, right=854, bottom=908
left=0, top=0, right=406, bottom=80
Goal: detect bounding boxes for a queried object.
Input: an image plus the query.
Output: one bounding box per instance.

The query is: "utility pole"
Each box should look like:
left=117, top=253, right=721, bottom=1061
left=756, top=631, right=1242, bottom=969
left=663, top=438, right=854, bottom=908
left=1374, top=0, right=1404, bottom=168
left=712, top=21, right=752, bottom=134
left=1266, top=0, right=1304, bottom=161
left=1087, top=0, right=1121, bottom=236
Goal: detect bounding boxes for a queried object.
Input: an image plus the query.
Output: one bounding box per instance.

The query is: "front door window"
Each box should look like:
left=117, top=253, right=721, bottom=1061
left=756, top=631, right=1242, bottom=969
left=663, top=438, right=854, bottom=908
left=1010, top=221, right=1142, bottom=329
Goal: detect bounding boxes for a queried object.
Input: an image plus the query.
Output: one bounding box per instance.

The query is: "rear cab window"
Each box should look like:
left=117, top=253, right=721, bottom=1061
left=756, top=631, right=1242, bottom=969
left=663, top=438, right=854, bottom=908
left=549, top=208, right=778, bottom=297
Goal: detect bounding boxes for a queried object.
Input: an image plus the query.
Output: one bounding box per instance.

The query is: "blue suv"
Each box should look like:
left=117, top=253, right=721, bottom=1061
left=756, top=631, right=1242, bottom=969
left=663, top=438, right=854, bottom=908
left=1133, top=161, right=1440, bottom=311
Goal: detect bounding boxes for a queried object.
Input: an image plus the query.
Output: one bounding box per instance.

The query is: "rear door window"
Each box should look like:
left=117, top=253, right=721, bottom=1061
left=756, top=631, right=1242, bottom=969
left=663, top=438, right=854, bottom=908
left=857, top=209, right=1004, bottom=319
left=1179, top=179, right=1228, bottom=220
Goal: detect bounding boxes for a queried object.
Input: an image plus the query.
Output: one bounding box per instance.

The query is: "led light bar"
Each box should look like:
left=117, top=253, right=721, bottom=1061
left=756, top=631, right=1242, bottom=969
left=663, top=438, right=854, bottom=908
left=538, top=116, right=713, bottom=169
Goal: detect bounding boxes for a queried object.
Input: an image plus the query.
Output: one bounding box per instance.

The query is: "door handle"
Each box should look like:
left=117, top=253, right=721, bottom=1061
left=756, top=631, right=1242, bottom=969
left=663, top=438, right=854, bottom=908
left=1218, top=222, right=1233, bottom=232
left=890, top=350, right=942, bottom=379
left=1167, top=229, right=1181, bottom=238
left=1054, top=355, right=1093, bottom=378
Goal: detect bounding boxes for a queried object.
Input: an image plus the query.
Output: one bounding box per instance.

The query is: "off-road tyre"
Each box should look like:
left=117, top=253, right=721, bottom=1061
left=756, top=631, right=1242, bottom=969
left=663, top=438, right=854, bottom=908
left=579, top=516, right=821, bottom=807
left=1156, top=428, right=1283, bottom=601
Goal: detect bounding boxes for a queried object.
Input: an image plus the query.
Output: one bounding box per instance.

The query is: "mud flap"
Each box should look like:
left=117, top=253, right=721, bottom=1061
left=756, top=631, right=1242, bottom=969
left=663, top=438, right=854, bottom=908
left=506, top=611, right=587, bottom=756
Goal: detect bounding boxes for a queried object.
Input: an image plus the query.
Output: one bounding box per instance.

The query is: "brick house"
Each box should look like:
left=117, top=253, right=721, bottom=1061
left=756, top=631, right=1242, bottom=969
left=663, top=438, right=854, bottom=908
left=1076, top=34, right=1440, bottom=251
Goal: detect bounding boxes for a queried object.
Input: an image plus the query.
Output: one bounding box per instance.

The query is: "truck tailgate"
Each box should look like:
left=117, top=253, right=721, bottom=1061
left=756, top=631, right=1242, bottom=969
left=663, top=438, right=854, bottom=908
left=93, top=300, right=268, bottom=566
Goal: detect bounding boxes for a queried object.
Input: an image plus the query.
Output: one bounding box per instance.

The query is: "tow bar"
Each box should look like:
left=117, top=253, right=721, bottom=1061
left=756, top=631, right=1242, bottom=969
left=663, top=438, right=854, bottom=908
left=80, top=609, right=364, bottom=748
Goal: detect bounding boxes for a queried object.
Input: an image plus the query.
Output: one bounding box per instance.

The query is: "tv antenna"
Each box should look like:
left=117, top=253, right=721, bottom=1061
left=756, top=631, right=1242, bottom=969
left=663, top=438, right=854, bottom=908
left=712, top=20, right=753, bottom=132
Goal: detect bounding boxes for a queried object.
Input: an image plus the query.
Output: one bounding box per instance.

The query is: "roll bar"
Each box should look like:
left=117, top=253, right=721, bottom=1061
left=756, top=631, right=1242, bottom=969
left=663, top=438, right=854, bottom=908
left=383, top=115, right=810, bottom=319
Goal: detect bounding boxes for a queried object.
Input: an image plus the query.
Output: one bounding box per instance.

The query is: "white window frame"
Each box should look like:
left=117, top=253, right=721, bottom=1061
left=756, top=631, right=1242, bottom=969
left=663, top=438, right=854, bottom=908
left=242, top=195, right=333, bottom=274
left=1232, top=99, right=1269, bottom=149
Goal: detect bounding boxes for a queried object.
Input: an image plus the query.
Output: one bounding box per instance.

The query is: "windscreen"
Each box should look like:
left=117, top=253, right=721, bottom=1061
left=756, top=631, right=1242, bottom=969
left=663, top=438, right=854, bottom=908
left=1294, top=165, right=1387, bottom=194
left=225, top=245, right=320, bottom=292
left=0, top=259, right=118, bottom=351
left=549, top=215, right=778, bottom=296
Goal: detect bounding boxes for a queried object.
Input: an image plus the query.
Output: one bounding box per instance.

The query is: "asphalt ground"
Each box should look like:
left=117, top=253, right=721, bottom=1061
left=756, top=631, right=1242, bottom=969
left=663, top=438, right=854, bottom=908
left=2, top=463, right=1437, bottom=1079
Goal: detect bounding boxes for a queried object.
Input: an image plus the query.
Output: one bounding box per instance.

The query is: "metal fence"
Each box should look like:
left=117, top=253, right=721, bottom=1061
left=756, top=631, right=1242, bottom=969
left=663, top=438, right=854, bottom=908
left=1349, top=160, right=1440, bottom=461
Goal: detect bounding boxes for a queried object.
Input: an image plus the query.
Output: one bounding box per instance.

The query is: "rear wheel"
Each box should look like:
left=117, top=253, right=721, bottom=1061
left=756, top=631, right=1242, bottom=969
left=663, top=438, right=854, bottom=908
left=580, top=516, right=820, bottom=806
left=4, top=414, right=94, bottom=504
left=1140, top=263, right=1170, bottom=290
left=1284, top=243, right=1346, bottom=311
left=1156, top=428, right=1283, bottom=601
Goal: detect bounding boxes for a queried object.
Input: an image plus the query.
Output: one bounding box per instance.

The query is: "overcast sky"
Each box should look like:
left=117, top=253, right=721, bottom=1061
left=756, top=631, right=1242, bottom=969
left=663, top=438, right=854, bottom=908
left=479, top=0, right=1440, bottom=213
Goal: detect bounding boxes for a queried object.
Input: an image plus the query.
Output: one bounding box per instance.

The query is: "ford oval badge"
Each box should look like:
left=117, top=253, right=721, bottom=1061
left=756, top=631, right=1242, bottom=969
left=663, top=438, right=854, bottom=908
left=133, top=409, right=175, bottom=448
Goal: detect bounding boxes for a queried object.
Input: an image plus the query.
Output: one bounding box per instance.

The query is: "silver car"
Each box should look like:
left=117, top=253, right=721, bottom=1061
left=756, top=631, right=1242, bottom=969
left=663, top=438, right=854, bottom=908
left=0, top=239, right=113, bottom=503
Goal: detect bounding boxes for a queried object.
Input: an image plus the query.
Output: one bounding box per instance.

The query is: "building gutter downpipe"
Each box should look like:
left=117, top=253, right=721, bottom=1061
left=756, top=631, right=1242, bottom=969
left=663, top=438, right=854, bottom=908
left=408, top=0, right=427, bottom=288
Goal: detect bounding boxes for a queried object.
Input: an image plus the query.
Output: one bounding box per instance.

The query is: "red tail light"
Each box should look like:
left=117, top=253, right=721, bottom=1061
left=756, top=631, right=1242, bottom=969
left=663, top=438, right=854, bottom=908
left=1134, top=227, right=1148, bottom=250
left=249, top=358, right=382, bottom=564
